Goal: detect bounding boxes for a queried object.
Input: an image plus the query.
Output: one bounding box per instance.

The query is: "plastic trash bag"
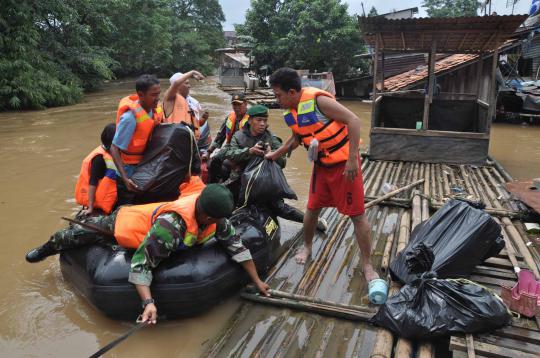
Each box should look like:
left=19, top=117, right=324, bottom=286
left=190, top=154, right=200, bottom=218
left=390, top=199, right=504, bottom=284
left=131, top=124, right=200, bottom=203
left=239, top=157, right=297, bottom=205
left=371, top=273, right=512, bottom=339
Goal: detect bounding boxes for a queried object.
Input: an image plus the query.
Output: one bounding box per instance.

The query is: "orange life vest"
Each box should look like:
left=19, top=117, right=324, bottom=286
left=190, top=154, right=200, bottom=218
left=225, top=111, right=249, bottom=144
left=115, top=94, right=163, bottom=164
left=74, top=146, right=118, bottom=214
left=283, top=87, right=350, bottom=166
left=163, top=94, right=200, bottom=139
left=114, top=177, right=216, bottom=249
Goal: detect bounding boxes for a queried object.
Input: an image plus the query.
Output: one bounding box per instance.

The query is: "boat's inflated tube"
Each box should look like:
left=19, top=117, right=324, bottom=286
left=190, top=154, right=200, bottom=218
left=60, top=205, right=283, bottom=320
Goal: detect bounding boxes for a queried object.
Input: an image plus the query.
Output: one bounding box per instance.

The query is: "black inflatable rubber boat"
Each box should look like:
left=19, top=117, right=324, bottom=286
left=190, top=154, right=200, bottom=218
left=60, top=205, right=285, bottom=320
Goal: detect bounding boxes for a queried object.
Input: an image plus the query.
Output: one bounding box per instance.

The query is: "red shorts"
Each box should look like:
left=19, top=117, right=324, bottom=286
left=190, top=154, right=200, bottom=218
left=307, top=158, right=365, bottom=216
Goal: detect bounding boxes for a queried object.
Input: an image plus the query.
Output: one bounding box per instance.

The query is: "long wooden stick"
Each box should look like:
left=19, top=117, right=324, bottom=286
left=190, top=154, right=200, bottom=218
left=265, top=289, right=376, bottom=313
left=240, top=292, right=374, bottom=322
left=365, top=179, right=425, bottom=209
left=61, top=216, right=114, bottom=237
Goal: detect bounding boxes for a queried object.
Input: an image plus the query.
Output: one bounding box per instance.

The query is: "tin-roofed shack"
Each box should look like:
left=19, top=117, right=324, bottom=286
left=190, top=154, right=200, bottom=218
left=359, top=15, right=527, bottom=165
left=215, top=48, right=251, bottom=87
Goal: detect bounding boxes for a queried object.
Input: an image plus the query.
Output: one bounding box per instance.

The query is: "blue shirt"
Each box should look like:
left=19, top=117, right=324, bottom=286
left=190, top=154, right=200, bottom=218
left=112, top=109, right=153, bottom=150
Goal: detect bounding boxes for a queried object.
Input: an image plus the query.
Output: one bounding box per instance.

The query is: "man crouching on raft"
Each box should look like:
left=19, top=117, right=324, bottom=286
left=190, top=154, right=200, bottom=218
left=265, top=67, right=379, bottom=283
left=25, top=178, right=270, bottom=323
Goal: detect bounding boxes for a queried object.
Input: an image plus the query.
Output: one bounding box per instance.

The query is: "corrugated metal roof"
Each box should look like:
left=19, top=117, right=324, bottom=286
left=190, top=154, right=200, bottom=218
left=223, top=52, right=250, bottom=67
left=359, top=15, right=527, bottom=53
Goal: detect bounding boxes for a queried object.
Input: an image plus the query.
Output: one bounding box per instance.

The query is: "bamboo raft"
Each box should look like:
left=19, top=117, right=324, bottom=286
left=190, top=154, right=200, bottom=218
left=219, top=86, right=280, bottom=108
left=205, top=157, right=540, bottom=358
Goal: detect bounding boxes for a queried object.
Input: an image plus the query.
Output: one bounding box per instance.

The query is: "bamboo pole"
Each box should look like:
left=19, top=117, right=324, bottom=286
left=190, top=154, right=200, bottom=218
left=369, top=161, right=388, bottom=197
left=264, top=289, right=376, bottom=313
left=240, top=292, right=373, bottom=322
left=365, top=179, right=425, bottom=209
left=482, top=167, right=514, bottom=211
left=488, top=155, right=513, bottom=182
left=381, top=232, right=395, bottom=274
left=393, top=211, right=414, bottom=357
left=440, top=164, right=451, bottom=199
left=493, top=217, right=520, bottom=276
left=475, top=167, right=505, bottom=210
left=467, top=168, right=494, bottom=209
left=501, top=217, right=540, bottom=278
left=297, top=216, right=348, bottom=293
left=412, top=190, right=422, bottom=229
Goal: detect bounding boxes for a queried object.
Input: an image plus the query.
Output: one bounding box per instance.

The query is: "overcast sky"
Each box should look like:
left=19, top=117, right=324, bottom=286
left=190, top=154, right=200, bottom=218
left=219, top=0, right=533, bottom=30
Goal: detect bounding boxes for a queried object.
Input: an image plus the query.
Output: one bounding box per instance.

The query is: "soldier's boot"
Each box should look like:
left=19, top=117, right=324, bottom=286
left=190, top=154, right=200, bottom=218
left=25, top=241, right=58, bottom=263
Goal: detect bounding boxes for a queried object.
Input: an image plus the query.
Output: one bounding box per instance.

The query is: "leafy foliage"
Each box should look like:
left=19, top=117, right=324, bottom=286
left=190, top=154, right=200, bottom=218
left=236, top=0, right=363, bottom=80
left=0, top=0, right=225, bottom=110
left=423, top=0, right=481, bottom=18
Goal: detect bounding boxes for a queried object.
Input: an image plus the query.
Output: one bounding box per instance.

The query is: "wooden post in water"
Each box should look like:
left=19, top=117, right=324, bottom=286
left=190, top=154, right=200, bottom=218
left=422, top=41, right=437, bottom=130
left=371, top=35, right=380, bottom=129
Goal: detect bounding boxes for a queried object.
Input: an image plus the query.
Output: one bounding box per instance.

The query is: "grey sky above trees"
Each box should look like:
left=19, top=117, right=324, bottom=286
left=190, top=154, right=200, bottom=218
left=219, top=0, right=532, bottom=30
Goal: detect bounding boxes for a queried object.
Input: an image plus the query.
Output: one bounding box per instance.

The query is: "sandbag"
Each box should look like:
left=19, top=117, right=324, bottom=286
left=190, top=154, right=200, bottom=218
left=239, top=157, right=297, bottom=205
left=390, top=200, right=504, bottom=284
left=371, top=274, right=511, bottom=339
left=130, top=124, right=200, bottom=203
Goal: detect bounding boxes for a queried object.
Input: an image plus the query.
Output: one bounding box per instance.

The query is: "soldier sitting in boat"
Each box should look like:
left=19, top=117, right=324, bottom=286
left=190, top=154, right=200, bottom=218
left=25, top=177, right=270, bottom=324
left=223, top=104, right=326, bottom=231
left=74, top=123, right=118, bottom=216
left=204, top=93, right=250, bottom=183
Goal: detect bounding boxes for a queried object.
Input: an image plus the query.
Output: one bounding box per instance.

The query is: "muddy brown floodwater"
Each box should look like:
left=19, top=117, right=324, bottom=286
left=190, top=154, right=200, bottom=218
left=1, top=78, right=539, bottom=357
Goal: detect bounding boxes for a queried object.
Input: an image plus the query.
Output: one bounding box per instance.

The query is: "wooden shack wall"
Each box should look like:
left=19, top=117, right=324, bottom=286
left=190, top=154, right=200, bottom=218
left=369, top=132, right=489, bottom=164
left=435, top=56, right=494, bottom=102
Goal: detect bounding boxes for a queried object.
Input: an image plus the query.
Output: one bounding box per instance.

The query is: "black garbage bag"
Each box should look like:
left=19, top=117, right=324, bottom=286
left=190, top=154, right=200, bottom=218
left=390, top=199, right=504, bottom=284
left=130, top=124, right=200, bottom=203
left=239, top=157, right=297, bottom=205
left=371, top=273, right=511, bottom=339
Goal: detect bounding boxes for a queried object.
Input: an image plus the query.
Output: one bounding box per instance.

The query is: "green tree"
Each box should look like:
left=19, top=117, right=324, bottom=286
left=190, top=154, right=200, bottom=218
left=168, top=0, right=225, bottom=74
left=368, top=6, right=379, bottom=17
left=237, top=0, right=362, bottom=79
left=0, top=0, right=117, bottom=110
left=423, top=0, right=481, bottom=17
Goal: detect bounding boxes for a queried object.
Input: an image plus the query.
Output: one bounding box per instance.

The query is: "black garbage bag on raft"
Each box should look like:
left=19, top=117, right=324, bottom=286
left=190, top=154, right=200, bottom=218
left=371, top=273, right=512, bottom=339
left=238, top=157, right=297, bottom=205
left=390, top=199, right=504, bottom=284
left=59, top=205, right=284, bottom=320
left=130, top=124, right=200, bottom=203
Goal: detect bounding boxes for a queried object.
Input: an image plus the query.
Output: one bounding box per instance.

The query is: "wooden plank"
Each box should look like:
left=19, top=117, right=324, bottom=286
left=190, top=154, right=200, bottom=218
left=510, top=317, right=540, bottom=331
left=487, top=48, right=499, bottom=133
left=450, top=336, right=538, bottom=358
left=371, top=35, right=380, bottom=128
left=495, top=326, right=540, bottom=345
left=472, top=267, right=517, bottom=281
left=466, top=334, right=477, bottom=358
left=484, top=257, right=516, bottom=270
left=422, top=40, right=437, bottom=130
left=371, top=127, right=490, bottom=139
left=369, top=132, right=489, bottom=165
left=469, top=274, right=515, bottom=288
left=475, top=334, right=540, bottom=355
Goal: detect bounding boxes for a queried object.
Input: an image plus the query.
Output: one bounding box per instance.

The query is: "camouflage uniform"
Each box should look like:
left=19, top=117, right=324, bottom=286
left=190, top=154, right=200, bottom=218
left=48, top=210, right=251, bottom=287
left=48, top=211, right=118, bottom=250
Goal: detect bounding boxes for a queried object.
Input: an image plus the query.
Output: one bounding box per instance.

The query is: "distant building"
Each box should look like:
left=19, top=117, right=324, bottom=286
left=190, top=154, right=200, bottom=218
left=224, top=31, right=237, bottom=47
left=380, top=7, right=418, bottom=20
left=216, top=48, right=250, bottom=87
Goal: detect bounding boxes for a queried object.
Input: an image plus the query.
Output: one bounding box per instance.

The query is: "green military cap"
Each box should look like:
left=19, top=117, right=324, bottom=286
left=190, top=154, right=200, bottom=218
left=247, top=104, right=269, bottom=117
left=198, top=184, right=234, bottom=218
